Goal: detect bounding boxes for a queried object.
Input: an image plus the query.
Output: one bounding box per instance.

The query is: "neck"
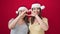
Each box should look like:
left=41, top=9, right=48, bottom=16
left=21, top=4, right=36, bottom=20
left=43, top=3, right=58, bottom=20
left=34, top=19, right=38, bottom=23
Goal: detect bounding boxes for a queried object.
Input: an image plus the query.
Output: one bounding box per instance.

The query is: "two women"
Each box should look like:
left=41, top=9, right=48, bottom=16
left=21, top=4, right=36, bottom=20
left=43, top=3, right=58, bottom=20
left=8, top=3, right=49, bottom=34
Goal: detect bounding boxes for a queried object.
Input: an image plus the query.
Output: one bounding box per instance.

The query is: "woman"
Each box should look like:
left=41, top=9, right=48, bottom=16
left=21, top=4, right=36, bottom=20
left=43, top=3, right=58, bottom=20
left=8, top=6, right=29, bottom=34
left=29, top=3, right=49, bottom=34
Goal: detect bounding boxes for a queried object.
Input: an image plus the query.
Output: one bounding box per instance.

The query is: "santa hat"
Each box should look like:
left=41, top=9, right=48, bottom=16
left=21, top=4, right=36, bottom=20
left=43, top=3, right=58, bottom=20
left=16, top=6, right=28, bottom=14
left=31, top=3, right=45, bottom=10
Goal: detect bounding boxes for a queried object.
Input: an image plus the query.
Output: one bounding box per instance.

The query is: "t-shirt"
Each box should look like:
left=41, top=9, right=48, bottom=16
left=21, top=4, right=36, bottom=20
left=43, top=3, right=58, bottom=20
left=9, top=18, right=28, bottom=34
left=29, top=18, right=48, bottom=34
left=29, top=23, right=44, bottom=34
left=10, top=23, right=28, bottom=34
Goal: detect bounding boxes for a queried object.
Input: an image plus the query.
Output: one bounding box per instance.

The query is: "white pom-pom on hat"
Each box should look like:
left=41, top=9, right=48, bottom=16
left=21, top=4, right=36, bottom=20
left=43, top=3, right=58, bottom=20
left=16, top=11, right=18, bottom=14
left=18, top=7, right=28, bottom=11
left=31, top=3, right=45, bottom=10
left=40, top=5, right=45, bottom=10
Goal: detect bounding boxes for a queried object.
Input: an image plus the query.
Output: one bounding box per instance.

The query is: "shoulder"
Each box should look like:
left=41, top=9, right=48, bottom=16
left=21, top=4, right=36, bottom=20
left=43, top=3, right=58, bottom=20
left=8, top=18, right=14, bottom=23
left=42, top=17, right=48, bottom=22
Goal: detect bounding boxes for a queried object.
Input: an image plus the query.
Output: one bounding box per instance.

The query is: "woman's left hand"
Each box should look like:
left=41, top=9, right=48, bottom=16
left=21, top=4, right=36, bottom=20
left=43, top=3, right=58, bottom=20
left=29, top=9, right=38, bottom=17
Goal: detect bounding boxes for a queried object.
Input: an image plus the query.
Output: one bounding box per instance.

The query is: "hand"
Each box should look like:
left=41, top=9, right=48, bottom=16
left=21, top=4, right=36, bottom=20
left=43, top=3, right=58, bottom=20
left=26, top=9, right=37, bottom=17
left=19, top=9, right=28, bottom=16
left=30, top=10, right=38, bottom=17
left=31, top=11, right=36, bottom=16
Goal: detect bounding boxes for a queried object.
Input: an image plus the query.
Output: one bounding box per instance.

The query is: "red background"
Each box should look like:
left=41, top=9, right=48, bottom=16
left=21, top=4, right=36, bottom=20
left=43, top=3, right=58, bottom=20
left=0, top=0, right=60, bottom=34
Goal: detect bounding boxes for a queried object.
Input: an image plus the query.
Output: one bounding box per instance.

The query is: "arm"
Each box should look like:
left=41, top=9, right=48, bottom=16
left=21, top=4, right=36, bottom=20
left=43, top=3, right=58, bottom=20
left=35, top=15, right=49, bottom=31
left=8, top=10, right=27, bottom=29
left=8, top=15, right=23, bottom=29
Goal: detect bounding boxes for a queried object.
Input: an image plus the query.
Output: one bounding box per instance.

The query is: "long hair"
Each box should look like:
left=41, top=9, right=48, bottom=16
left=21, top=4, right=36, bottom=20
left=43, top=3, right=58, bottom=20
left=16, top=12, right=29, bottom=23
left=16, top=12, right=29, bottom=34
left=31, top=8, right=42, bottom=24
left=23, top=15, right=29, bottom=23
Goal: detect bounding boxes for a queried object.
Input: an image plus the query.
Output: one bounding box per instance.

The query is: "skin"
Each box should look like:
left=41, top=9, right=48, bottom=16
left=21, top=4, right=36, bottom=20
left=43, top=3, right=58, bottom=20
left=29, top=8, right=49, bottom=31
left=8, top=9, right=28, bottom=29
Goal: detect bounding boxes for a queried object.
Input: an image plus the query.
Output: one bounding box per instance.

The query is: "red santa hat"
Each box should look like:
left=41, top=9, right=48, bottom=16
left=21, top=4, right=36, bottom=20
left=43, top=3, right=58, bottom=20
left=16, top=6, right=28, bottom=14
left=31, top=3, right=45, bottom=10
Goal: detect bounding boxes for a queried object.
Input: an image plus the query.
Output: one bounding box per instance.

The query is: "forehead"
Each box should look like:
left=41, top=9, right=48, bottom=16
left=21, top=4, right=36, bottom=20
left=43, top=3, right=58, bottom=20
left=18, top=10, right=25, bottom=12
left=32, top=7, right=41, bottom=10
left=32, top=7, right=40, bottom=8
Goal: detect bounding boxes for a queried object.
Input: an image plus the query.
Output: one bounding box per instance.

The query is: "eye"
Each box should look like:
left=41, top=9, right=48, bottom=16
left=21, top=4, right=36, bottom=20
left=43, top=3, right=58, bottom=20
left=19, top=10, right=22, bottom=12
left=37, top=8, right=40, bottom=10
left=32, top=8, right=35, bottom=10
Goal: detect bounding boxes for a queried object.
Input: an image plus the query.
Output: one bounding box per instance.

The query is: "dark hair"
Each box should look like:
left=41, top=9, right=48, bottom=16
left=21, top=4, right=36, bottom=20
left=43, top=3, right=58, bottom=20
left=31, top=8, right=42, bottom=24
left=16, top=12, right=29, bottom=34
left=16, top=12, right=29, bottom=23
left=23, top=15, right=30, bottom=34
left=23, top=16, right=29, bottom=23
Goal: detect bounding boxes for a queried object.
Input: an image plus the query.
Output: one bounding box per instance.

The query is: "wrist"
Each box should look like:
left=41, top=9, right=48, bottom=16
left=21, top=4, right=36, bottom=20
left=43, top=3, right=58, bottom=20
left=35, top=15, right=38, bottom=17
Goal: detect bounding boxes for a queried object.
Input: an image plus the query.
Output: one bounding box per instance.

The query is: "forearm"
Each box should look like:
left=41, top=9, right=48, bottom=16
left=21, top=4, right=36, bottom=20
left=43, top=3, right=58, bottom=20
left=35, top=15, right=48, bottom=31
left=8, top=15, right=22, bottom=29
left=40, top=22, right=48, bottom=31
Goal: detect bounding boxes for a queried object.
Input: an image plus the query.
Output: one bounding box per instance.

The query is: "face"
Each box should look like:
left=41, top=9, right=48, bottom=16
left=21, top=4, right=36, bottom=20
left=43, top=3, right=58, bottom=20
left=18, top=10, right=27, bottom=18
left=32, top=8, right=41, bottom=14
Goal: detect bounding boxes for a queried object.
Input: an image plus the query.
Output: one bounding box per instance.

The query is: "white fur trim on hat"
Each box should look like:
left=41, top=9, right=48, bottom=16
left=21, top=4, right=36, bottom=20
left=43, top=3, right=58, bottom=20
left=31, top=3, right=45, bottom=10
left=18, top=7, right=27, bottom=11
left=16, top=6, right=28, bottom=14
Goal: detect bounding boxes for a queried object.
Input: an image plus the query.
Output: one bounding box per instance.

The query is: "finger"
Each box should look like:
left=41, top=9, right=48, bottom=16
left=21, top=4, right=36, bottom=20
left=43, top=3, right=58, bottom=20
left=22, top=10, right=27, bottom=14
left=24, top=9, right=28, bottom=12
left=27, top=15, right=31, bottom=16
left=30, top=14, right=34, bottom=16
left=25, top=14, right=28, bottom=16
left=31, top=11, right=35, bottom=14
left=29, top=9, right=32, bottom=12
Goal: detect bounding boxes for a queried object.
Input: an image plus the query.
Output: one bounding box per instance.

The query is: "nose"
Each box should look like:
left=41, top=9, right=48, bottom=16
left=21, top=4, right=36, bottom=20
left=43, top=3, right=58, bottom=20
left=34, top=9, right=38, bottom=12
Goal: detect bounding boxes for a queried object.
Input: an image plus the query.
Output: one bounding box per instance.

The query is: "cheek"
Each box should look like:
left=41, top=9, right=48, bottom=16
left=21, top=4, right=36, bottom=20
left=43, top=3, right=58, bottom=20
left=22, top=14, right=26, bottom=17
left=19, top=11, right=22, bottom=13
left=38, top=10, right=40, bottom=12
left=36, top=12, right=39, bottom=14
left=19, top=12, right=22, bottom=15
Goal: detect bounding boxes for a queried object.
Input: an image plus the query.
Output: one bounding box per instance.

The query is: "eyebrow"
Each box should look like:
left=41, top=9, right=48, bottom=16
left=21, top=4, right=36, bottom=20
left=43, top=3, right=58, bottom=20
left=32, top=8, right=41, bottom=10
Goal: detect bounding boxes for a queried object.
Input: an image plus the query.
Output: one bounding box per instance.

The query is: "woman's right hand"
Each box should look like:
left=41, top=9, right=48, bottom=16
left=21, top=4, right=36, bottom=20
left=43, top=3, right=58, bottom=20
left=19, top=9, right=28, bottom=16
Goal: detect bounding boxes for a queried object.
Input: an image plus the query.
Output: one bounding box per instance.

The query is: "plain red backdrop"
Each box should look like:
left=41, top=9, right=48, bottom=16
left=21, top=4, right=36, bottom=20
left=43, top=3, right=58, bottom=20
left=0, top=0, right=60, bottom=34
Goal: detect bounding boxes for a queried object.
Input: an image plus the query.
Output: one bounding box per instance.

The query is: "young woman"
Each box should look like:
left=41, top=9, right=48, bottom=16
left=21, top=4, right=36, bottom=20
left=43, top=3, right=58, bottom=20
left=8, top=6, right=29, bottom=34
left=29, top=3, right=49, bottom=34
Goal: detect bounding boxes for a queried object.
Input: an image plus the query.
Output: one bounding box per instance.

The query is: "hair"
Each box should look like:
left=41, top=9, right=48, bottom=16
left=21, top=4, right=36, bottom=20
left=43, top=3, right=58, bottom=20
left=31, top=8, right=42, bottom=24
left=16, top=12, right=29, bottom=34
left=16, top=11, right=29, bottom=23
left=23, top=16, right=29, bottom=23
left=23, top=15, right=30, bottom=34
